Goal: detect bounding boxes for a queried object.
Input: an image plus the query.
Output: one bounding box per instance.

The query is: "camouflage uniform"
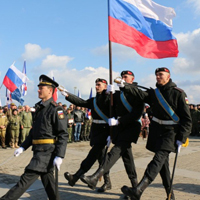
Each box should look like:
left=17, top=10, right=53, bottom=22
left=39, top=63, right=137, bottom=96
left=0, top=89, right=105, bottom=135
left=66, top=112, right=74, bottom=143
left=0, top=112, right=8, bottom=148
left=21, top=111, right=32, bottom=143
left=83, top=115, right=92, bottom=141
left=9, top=114, right=21, bottom=148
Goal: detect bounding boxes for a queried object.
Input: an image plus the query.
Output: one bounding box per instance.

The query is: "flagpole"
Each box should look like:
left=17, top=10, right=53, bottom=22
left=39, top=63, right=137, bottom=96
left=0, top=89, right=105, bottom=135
left=0, top=83, right=3, bottom=90
left=108, top=0, right=113, bottom=131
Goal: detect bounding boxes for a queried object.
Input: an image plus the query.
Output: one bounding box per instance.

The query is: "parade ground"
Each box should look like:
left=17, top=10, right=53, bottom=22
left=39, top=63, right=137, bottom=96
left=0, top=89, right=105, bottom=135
left=0, top=136, right=200, bottom=200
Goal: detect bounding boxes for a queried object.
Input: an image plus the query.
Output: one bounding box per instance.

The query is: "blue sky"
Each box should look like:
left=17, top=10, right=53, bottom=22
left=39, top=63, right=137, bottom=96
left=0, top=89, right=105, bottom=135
left=0, top=0, right=200, bottom=106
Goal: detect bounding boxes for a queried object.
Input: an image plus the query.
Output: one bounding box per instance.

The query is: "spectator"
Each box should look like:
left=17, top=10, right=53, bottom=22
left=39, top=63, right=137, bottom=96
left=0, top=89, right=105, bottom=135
left=83, top=108, right=92, bottom=141
left=0, top=106, right=8, bottom=149
left=141, top=113, right=150, bottom=139
left=66, top=108, right=74, bottom=143
left=9, top=109, right=21, bottom=148
left=73, top=106, right=84, bottom=142
left=21, top=105, right=32, bottom=143
left=191, top=105, right=200, bottom=136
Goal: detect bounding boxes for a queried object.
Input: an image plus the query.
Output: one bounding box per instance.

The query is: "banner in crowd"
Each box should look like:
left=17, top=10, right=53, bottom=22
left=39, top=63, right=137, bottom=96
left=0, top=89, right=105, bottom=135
left=11, top=88, right=24, bottom=105
left=3, top=63, right=27, bottom=93
left=20, top=61, right=27, bottom=96
left=109, top=0, right=179, bottom=59
left=6, top=88, right=12, bottom=107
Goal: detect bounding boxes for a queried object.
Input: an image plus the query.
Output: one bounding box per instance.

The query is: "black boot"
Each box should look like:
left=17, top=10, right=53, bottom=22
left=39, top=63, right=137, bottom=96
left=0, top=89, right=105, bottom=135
left=97, top=173, right=112, bottom=193
left=80, top=168, right=104, bottom=190
left=121, top=175, right=151, bottom=200
left=64, top=168, right=85, bottom=187
left=123, top=178, right=138, bottom=199
left=165, top=187, right=175, bottom=200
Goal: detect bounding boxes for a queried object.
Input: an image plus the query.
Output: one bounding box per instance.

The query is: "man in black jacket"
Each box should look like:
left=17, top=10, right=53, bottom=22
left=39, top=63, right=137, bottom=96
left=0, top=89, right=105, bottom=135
left=121, top=67, right=192, bottom=200
left=81, top=71, right=144, bottom=200
left=60, top=78, right=113, bottom=193
left=0, top=75, right=68, bottom=200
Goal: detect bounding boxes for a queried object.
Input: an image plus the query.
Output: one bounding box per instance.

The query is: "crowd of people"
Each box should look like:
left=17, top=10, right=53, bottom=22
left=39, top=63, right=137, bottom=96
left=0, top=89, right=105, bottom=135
left=1, top=99, right=199, bottom=151
left=0, top=102, right=93, bottom=149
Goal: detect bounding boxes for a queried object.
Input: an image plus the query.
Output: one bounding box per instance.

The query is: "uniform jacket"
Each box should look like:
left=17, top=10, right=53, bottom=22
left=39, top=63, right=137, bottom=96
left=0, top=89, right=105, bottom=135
left=21, top=111, right=33, bottom=128
left=66, top=113, right=74, bottom=127
left=73, top=109, right=84, bottom=123
left=124, top=79, right=192, bottom=153
left=9, top=115, right=21, bottom=130
left=65, top=91, right=110, bottom=146
left=112, top=83, right=144, bottom=144
left=0, top=113, right=8, bottom=131
left=21, top=97, right=68, bottom=173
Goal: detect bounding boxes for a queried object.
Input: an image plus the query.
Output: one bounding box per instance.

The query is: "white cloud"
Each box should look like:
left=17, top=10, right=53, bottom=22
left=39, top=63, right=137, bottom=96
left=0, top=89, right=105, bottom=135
left=51, top=66, right=119, bottom=97
left=40, top=54, right=74, bottom=70
left=187, top=0, right=200, bottom=14
left=140, top=74, right=155, bottom=89
left=23, top=63, right=119, bottom=106
left=173, top=28, right=200, bottom=74
left=22, top=43, right=51, bottom=61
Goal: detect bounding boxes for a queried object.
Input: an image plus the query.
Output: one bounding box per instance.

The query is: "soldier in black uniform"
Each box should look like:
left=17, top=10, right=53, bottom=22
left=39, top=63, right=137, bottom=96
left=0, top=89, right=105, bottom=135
left=81, top=71, right=144, bottom=199
left=121, top=67, right=192, bottom=200
left=0, top=75, right=68, bottom=200
left=60, top=78, right=112, bottom=193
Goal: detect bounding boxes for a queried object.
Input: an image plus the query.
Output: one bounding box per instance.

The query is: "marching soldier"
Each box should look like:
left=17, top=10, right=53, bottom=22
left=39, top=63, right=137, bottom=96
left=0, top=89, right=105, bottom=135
left=81, top=71, right=144, bottom=199
left=0, top=75, right=68, bottom=200
left=60, top=78, right=112, bottom=193
left=121, top=67, right=192, bottom=200
left=0, top=106, right=8, bottom=149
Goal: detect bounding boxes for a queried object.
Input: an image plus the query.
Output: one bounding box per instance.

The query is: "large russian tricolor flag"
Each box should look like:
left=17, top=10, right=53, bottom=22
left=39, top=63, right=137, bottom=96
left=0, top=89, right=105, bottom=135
left=3, top=64, right=27, bottom=93
left=109, top=0, right=179, bottom=59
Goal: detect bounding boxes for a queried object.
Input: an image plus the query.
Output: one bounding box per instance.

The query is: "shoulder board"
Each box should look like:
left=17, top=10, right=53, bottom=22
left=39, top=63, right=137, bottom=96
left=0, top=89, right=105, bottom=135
left=174, top=87, right=184, bottom=93
left=51, top=101, right=58, bottom=107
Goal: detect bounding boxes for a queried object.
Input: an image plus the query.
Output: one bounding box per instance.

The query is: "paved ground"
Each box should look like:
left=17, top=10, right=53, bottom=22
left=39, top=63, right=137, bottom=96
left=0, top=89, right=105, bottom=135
left=0, top=136, right=200, bottom=200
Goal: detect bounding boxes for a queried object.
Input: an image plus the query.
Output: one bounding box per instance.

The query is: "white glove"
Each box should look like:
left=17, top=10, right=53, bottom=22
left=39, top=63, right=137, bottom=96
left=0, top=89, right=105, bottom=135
left=108, top=117, right=119, bottom=126
left=61, top=90, right=68, bottom=97
left=14, top=147, right=24, bottom=157
left=58, top=86, right=68, bottom=97
left=106, top=84, right=114, bottom=93
left=53, top=156, right=63, bottom=171
left=114, top=77, right=123, bottom=84
left=117, top=79, right=125, bottom=88
left=176, top=140, right=183, bottom=153
left=106, top=136, right=111, bottom=147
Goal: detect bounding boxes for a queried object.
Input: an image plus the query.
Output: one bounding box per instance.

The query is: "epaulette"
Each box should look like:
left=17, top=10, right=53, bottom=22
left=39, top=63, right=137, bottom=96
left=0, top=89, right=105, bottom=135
left=174, top=87, right=184, bottom=93
left=51, top=101, right=58, bottom=107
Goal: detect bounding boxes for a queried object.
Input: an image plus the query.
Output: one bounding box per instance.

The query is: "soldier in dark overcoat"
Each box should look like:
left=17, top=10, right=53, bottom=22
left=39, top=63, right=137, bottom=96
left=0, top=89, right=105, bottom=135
left=121, top=68, right=192, bottom=200
left=60, top=78, right=113, bottom=192
left=0, top=75, right=68, bottom=200
left=81, top=71, right=144, bottom=200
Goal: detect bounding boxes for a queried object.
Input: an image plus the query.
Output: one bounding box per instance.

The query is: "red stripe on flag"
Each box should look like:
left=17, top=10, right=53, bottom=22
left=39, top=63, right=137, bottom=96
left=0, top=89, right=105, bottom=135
left=53, top=88, right=58, bottom=102
left=3, top=76, right=17, bottom=92
left=109, top=16, right=178, bottom=59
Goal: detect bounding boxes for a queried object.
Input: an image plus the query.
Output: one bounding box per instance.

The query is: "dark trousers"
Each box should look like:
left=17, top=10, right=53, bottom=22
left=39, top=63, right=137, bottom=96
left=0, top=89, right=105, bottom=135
left=80, top=144, right=109, bottom=174
left=0, top=169, right=58, bottom=200
left=102, top=142, right=137, bottom=181
left=145, top=150, right=171, bottom=189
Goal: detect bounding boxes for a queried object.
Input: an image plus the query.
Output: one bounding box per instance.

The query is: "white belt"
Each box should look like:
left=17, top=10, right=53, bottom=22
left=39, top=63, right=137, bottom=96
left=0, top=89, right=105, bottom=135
left=92, top=119, right=107, bottom=124
left=152, top=117, right=178, bottom=125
